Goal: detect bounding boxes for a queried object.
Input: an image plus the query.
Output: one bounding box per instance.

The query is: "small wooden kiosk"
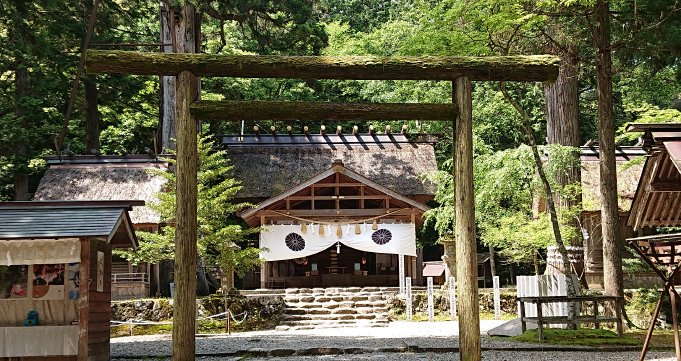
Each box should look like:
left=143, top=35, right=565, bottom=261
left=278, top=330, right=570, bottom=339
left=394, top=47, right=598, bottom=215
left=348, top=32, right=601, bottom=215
left=0, top=200, right=142, bottom=361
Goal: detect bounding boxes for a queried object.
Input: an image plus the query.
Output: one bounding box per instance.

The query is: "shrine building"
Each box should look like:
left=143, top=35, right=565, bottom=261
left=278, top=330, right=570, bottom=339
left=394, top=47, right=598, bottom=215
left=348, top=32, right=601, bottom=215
left=223, top=130, right=438, bottom=289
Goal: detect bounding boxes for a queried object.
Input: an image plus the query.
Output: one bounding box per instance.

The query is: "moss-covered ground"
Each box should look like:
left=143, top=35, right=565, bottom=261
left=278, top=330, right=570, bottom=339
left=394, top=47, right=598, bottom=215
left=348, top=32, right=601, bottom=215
left=509, top=328, right=643, bottom=347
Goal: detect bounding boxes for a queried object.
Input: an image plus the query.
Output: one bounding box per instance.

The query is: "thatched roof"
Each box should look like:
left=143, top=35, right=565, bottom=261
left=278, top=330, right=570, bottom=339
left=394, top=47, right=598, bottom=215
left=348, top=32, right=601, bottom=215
left=225, top=144, right=438, bottom=199
left=581, top=150, right=645, bottom=212
left=34, top=165, right=167, bottom=224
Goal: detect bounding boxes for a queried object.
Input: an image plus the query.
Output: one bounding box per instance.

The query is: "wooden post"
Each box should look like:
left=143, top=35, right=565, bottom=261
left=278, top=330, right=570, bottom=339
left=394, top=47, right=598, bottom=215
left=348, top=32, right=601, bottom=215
left=77, top=238, right=90, bottom=361
left=537, top=299, right=544, bottom=341
left=454, top=76, right=481, bottom=361
left=615, top=298, right=623, bottom=337
left=671, top=288, right=680, bottom=360
left=173, top=67, right=198, bottom=360
left=593, top=300, right=599, bottom=329
left=520, top=300, right=526, bottom=333
left=640, top=284, right=670, bottom=361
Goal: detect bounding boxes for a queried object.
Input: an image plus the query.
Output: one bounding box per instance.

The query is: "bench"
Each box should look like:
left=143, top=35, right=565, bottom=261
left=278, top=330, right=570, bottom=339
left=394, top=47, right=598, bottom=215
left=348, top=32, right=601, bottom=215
left=517, top=295, right=624, bottom=340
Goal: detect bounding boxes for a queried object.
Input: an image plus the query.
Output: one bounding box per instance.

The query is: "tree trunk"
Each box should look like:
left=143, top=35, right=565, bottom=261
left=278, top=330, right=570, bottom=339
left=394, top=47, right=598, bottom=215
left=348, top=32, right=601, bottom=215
left=544, top=51, right=584, bottom=279
left=454, top=76, right=481, bottom=361
left=86, top=50, right=560, bottom=82
left=13, top=56, right=28, bottom=201
left=171, top=4, right=199, bottom=361
left=160, top=4, right=176, bottom=151
left=159, top=5, right=201, bottom=151
left=191, top=100, right=458, bottom=121
left=594, top=0, right=624, bottom=308
left=85, top=77, right=100, bottom=152
left=489, top=246, right=497, bottom=277
left=500, top=82, right=579, bottom=319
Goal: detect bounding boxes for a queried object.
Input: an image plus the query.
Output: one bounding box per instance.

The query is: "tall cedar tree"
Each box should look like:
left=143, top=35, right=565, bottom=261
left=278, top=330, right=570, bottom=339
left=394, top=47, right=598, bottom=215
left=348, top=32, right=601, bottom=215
left=115, top=135, right=261, bottom=276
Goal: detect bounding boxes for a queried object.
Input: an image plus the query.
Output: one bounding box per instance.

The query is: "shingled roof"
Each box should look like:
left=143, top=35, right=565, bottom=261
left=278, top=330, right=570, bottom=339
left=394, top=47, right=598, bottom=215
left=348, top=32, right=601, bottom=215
left=34, top=158, right=169, bottom=224
left=224, top=143, right=438, bottom=199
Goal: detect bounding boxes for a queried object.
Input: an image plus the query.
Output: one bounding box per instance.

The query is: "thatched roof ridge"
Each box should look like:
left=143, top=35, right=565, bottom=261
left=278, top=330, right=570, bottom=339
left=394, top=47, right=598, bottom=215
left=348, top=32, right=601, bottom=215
left=226, top=144, right=438, bottom=199
left=34, top=166, right=166, bottom=224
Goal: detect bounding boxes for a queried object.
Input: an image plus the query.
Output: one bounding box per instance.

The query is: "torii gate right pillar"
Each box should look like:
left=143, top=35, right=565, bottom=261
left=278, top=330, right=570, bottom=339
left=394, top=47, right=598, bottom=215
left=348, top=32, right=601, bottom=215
left=454, top=76, right=481, bottom=361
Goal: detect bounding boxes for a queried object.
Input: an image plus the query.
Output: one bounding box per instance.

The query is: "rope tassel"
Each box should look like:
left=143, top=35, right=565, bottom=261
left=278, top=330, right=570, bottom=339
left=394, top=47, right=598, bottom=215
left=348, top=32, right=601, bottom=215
left=355, top=223, right=361, bottom=234
left=337, top=224, right=343, bottom=237
left=319, top=224, right=325, bottom=235
left=372, top=220, right=378, bottom=230
left=301, top=221, right=307, bottom=233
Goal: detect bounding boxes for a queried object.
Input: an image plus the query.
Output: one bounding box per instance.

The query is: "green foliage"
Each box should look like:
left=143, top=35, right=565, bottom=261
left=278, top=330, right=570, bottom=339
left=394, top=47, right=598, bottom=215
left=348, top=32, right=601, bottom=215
left=115, top=136, right=261, bottom=276
left=422, top=144, right=582, bottom=265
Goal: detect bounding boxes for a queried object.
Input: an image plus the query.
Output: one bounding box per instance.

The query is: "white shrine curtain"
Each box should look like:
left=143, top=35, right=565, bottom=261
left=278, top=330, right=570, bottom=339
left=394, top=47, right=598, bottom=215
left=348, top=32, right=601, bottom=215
left=259, top=223, right=416, bottom=261
left=0, top=239, right=81, bottom=266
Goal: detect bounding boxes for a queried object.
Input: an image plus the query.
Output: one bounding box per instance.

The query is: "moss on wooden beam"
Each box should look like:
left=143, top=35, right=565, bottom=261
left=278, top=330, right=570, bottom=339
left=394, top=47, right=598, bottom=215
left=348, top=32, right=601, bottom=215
left=190, top=101, right=458, bottom=121
left=86, top=50, right=560, bottom=82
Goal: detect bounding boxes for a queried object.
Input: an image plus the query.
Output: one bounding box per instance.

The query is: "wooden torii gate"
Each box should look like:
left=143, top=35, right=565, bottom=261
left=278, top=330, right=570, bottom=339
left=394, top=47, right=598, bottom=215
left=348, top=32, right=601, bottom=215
left=86, top=49, right=559, bottom=361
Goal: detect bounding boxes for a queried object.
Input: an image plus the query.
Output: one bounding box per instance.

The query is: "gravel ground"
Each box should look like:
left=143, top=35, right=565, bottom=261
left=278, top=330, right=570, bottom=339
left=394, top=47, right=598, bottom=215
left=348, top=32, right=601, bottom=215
left=112, top=351, right=678, bottom=361
left=109, top=321, right=677, bottom=360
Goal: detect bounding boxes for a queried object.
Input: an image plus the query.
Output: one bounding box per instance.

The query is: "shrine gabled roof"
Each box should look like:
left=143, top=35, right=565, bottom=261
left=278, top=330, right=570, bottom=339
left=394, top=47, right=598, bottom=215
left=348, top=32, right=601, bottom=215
left=221, top=133, right=439, bottom=198
left=238, top=161, right=431, bottom=227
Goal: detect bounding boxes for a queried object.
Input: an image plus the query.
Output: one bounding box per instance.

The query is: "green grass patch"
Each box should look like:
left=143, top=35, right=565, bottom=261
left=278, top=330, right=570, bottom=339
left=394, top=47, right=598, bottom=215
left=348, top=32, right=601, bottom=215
left=627, top=329, right=676, bottom=349
left=510, top=328, right=643, bottom=347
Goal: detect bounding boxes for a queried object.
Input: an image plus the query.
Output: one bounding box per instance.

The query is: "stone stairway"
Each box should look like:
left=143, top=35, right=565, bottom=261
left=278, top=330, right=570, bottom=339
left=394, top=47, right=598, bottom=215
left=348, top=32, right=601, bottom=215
left=275, top=287, right=397, bottom=331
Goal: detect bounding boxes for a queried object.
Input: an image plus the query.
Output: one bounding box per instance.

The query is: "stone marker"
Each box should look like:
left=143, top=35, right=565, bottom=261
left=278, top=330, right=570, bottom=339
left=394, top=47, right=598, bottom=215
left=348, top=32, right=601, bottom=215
left=493, top=276, right=501, bottom=320
left=427, top=277, right=434, bottom=322
left=406, top=277, right=412, bottom=321
left=449, top=276, right=457, bottom=321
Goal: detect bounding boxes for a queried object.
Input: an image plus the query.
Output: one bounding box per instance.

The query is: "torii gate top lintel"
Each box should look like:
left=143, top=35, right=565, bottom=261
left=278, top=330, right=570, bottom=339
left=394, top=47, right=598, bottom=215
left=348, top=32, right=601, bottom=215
left=85, top=49, right=560, bottom=82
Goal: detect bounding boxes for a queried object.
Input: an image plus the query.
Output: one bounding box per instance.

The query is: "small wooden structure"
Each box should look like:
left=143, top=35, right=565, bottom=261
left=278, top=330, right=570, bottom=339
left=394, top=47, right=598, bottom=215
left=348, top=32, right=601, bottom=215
left=627, top=234, right=681, bottom=361
left=624, top=123, right=681, bottom=361
left=0, top=200, right=141, bottom=361
left=518, top=295, right=623, bottom=340
left=35, top=155, right=173, bottom=299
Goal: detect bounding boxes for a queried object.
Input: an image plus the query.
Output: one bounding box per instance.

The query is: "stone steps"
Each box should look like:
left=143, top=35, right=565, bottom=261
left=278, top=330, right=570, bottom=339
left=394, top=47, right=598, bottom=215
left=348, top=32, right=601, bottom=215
left=271, top=287, right=400, bottom=331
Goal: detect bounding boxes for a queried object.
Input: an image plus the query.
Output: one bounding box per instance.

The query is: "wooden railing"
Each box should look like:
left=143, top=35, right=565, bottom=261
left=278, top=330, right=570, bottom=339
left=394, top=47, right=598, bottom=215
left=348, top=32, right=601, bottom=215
left=517, top=295, right=623, bottom=340
left=112, top=273, right=149, bottom=284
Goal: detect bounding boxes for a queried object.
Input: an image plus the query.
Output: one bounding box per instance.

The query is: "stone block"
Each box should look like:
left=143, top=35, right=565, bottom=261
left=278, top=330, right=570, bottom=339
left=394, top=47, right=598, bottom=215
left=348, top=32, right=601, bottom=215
left=308, top=308, right=331, bottom=314
left=332, top=308, right=357, bottom=314
left=322, top=302, right=340, bottom=309
left=299, top=296, right=315, bottom=302
left=269, top=349, right=296, bottom=356
left=361, top=287, right=380, bottom=292
left=314, top=296, right=331, bottom=302
left=355, top=307, right=375, bottom=314
left=284, top=288, right=299, bottom=294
